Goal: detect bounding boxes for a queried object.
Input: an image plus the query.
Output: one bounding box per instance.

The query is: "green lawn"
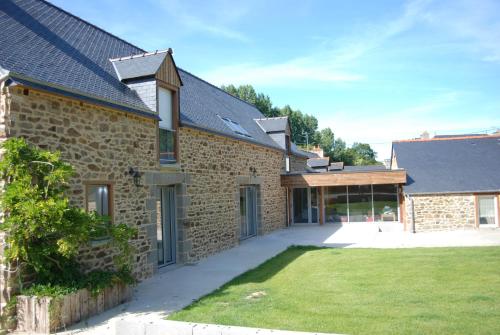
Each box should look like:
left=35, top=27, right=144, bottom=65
left=168, top=246, right=500, bottom=335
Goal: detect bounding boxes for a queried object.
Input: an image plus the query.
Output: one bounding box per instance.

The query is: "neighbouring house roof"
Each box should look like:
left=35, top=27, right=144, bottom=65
left=255, top=117, right=289, bottom=133
left=307, top=157, right=330, bottom=168
left=0, top=0, right=285, bottom=152
left=392, top=136, right=500, bottom=194
left=291, top=143, right=318, bottom=159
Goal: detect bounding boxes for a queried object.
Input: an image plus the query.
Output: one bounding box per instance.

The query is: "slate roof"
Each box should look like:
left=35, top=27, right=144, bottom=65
left=255, top=117, right=289, bottom=133
left=178, top=70, right=282, bottom=150
left=111, top=52, right=167, bottom=81
left=392, top=136, right=500, bottom=194
left=0, top=0, right=286, bottom=152
left=0, top=0, right=149, bottom=112
left=291, top=143, right=317, bottom=158
left=307, top=157, right=330, bottom=168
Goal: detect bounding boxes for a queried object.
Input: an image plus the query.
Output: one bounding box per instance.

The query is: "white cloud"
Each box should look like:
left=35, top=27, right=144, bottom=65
left=201, top=0, right=431, bottom=87
left=151, top=0, right=249, bottom=42
left=421, top=0, right=500, bottom=62
left=318, top=91, right=499, bottom=160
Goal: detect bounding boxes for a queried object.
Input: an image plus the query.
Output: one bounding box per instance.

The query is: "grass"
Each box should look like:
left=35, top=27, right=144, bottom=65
left=168, top=246, right=500, bottom=335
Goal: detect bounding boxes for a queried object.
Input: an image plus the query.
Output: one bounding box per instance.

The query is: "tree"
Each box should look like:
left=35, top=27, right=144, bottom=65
left=351, top=142, right=378, bottom=165
left=221, top=84, right=277, bottom=117
left=317, top=127, right=335, bottom=157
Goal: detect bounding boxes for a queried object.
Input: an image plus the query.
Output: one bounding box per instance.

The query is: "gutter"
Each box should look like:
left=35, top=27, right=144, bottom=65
left=4, top=71, right=160, bottom=120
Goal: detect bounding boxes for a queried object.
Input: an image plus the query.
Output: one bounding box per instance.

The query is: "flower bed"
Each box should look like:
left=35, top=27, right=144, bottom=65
left=16, top=282, right=131, bottom=334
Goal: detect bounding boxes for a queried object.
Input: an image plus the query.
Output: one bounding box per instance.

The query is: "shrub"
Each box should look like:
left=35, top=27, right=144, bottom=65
left=0, top=138, right=135, bottom=290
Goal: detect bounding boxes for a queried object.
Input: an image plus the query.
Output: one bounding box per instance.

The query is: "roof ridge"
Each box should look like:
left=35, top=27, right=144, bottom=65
left=177, top=68, right=264, bottom=114
left=393, top=134, right=500, bottom=143
left=254, top=116, right=288, bottom=120
left=42, top=0, right=145, bottom=54
left=109, top=49, right=170, bottom=62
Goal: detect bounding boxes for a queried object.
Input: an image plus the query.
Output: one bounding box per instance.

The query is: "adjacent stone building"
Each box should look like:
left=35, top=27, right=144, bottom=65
left=392, top=135, right=500, bottom=232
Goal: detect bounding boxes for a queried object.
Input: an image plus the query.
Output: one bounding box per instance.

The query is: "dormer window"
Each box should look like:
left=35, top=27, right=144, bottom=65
left=158, top=86, right=177, bottom=164
left=220, top=116, right=252, bottom=138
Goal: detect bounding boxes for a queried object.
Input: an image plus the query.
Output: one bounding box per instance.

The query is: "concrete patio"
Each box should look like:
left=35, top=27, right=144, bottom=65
left=60, top=224, right=500, bottom=334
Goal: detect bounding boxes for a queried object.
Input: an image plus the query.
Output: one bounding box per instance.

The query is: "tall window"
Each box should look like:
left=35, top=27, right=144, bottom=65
left=158, top=87, right=176, bottom=164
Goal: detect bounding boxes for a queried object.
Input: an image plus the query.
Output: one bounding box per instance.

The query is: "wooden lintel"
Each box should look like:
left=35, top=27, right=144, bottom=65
left=281, top=170, right=407, bottom=188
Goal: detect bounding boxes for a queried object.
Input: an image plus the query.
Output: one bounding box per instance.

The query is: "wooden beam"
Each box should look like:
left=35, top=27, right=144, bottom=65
left=281, top=170, right=407, bottom=188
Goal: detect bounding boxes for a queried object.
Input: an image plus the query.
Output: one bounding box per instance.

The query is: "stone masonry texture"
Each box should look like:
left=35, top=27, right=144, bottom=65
left=405, top=194, right=476, bottom=232
left=178, top=127, right=287, bottom=262
left=1, top=86, right=159, bottom=281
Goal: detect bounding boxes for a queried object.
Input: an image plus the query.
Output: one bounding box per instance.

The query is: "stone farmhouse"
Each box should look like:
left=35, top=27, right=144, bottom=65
left=1, top=0, right=499, bottom=316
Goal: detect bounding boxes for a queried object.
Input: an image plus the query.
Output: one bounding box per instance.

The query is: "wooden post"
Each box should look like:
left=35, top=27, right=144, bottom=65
left=319, top=187, right=324, bottom=225
left=287, top=188, right=292, bottom=226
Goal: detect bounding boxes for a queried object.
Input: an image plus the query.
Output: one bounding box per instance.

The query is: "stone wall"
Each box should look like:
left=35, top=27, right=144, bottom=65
left=2, top=86, right=160, bottom=281
left=178, top=127, right=287, bottom=262
left=405, top=194, right=476, bottom=232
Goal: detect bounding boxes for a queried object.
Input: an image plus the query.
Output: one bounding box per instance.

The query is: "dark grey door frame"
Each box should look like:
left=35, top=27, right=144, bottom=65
left=158, top=186, right=176, bottom=267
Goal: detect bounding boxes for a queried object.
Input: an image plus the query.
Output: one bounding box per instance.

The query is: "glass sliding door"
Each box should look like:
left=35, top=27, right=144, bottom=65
left=348, top=185, right=373, bottom=222
left=325, top=186, right=348, bottom=223
left=311, top=187, right=319, bottom=223
left=158, top=186, right=176, bottom=266
left=373, top=184, right=399, bottom=222
left=292, top=188, right=319, bottom=224
left=240, top=186, right=257, bottom=239
left=293, top=188, right=309, bottom=224
left=478, top=196, right=497, bottom=226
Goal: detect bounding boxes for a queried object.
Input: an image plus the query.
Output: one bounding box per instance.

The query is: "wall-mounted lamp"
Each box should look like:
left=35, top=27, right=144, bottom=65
left=128, top=167, right=143, bottom=187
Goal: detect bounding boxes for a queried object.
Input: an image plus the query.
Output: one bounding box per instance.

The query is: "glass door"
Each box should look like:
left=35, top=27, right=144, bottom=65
left=293, top=188, right=309, bottom=224
left=240, top=186, right=257, bottom=239
left=292, top=188, right=319, bottom=224
left=478, top=196, right=497, bottom=226
left=158, top=186, right=176, bottom=266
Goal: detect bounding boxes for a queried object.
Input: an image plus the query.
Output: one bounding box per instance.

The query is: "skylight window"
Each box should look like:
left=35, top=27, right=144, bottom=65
left=219, top=116, right=252, bottom=138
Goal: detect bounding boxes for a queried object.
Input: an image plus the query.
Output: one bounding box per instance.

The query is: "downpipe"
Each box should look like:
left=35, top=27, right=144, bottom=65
left=405, top=194, right=416, bottom=233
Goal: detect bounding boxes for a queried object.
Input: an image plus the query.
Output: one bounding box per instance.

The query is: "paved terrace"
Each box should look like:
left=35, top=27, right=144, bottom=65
left=61, top=224, right=500, bottom=334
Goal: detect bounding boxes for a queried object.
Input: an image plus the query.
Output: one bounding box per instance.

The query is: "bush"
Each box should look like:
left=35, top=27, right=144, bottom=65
left=0, top=138, right=136, bottom=291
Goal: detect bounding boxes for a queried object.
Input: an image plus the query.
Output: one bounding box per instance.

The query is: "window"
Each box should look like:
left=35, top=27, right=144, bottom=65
left=219, top=116, right=252, bottom=138
left=372, top=184, right=398, bottom=222
left=158, top=87, right=176, bottom=164
left=478, top=196, right=497, bottom=225
left=86, top=184, right=112, bottom=238
left=325, top=186, right=348, bottom=223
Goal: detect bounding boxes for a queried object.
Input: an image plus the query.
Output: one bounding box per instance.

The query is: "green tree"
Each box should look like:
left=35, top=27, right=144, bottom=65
left=221, top=84, right=277, bottom=117
left=317, top=127, right=335, bottom=157
left=351, top=142, right=378, bottom=165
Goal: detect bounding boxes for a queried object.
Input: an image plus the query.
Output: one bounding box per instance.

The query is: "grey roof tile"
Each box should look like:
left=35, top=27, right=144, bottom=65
left=0, top=0, right=148, bottom=111
left=393, top=136, right=500, bottom=194
left=178, top=69, right=282, bottom=150
left=255, top=117, right=289, bottom=133
left=111, top=52, right=167, bottom=81
left=0, top=0, right=286, bottom=151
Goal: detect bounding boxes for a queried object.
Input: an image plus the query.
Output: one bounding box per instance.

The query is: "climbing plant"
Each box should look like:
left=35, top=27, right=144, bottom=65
left=0, top=138, right=135, bottom=286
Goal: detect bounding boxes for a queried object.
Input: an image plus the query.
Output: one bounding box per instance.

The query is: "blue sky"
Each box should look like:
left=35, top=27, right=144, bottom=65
left=52, top=0, right=500, bottom=159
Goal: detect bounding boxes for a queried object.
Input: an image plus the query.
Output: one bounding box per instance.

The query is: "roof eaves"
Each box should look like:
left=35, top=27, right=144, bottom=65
left=404, top=189, right=500, bottom=196
left=8, top=73, right=160, bottom=121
